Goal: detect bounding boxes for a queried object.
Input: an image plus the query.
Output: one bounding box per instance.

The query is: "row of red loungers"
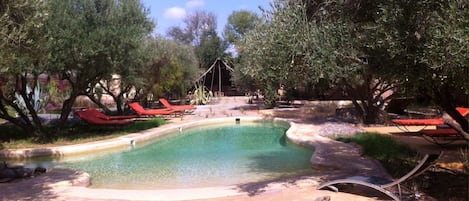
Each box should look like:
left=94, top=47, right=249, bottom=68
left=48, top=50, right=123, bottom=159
left=75, top=100, right=196, bottom=125
left=391, top=107, right=469, bottom=145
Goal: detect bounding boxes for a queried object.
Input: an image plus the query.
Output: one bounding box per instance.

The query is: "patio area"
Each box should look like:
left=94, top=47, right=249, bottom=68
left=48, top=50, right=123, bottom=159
left=0, top=97, right=465, bottom=201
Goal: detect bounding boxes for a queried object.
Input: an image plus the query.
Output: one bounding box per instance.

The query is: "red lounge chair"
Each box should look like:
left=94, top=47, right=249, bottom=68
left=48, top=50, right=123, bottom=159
left=75, top=110, right=133, bottom=125
left=419, top=128, right=465, bottom=145
left=392, top=107, right=468, bottom=145
left=392, top=118, right=444, bottom=126
left=159, top=98, right=196, bottom=111
left=456, top=107, right=469, bottom=117
left=392, top=107, right=469, bottom=126
left=128, top=102, right=178, bottom=116
left=420, top=128, right=460, bottom=137
left=85, top=108, right=137, bottom=120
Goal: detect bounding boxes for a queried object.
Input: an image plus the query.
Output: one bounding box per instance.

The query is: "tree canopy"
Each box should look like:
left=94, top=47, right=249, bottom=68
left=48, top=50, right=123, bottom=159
left=237, top=0, right=467, bottom=127
left=0, top=0, right=50, bottom=139
left=0, top=0, right=154, bottom=139
left=46, top=0, right=153, bottom=131
left=135, top=36, right=198, bottom=101
left=223, top=10, right=261, bottom=45
left=167, top=10, right=226, bottom=69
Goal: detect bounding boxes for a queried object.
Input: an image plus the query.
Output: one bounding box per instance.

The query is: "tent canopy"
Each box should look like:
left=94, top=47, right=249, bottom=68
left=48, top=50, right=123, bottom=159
left=196, top=58, right=239, bottom=96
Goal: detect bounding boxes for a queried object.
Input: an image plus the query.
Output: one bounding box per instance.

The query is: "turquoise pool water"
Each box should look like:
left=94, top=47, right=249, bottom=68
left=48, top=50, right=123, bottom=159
left=55, top=122, right=314, bottom=189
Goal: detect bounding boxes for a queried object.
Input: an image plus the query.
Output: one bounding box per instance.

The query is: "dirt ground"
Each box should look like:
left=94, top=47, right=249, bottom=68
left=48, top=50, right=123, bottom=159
left=390, top=134, right=468, bottom=201
left=1, top=97, right=467, bottom=201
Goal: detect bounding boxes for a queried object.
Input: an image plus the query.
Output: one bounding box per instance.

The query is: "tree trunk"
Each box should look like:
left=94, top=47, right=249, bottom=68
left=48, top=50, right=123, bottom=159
left=57, top=93, right=79, bottom=132
left=433, top=85, right=468, bottom=133
left=341, top=76, right=389, bottom=125
left=442, top=112, right=469, bottom=140
left=0, top=102, right=35, bottom=137
left=262, top=84, right=277, bottom=109
left=86, top=94, right=111, bottom=113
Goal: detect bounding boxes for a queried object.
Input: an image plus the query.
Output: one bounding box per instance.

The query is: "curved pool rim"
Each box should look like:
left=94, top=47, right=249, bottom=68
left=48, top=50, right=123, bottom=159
left=0, top=117, right=352, bottom=200
left=0, top=116, right=376, bottom=200
left=0, top=117, right=308, bottom=160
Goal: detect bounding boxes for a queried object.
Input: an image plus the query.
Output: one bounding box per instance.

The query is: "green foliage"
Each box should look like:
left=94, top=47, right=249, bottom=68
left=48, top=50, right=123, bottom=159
left=0, top=0, right=50, bottom=137
left=223, top=10, right=261, bottom=45
left=118, top=118, right=165, bottom=133
left=47, top=80, right=71, bottom=108
left=237, top=2, right=328, bottom=107
left=94, top=85, right=104, bottom=103
left=231, top=64, right=258, bottom=94
left=0, top=118, right=166, bottom=148
left=167, top=10, right=217, bottom=46
left=46, top=0, right=154, bottom=127
left=0, top=124, right=28, bottom=141
left=0, top=0, right=48, bottom=74
left=137, top=36, right=198, bottom=100
left=167, top=10, right=226, bottom=69
left=195, top=29, right=226, bottom=69
left=151, top=61, right=184, bottom=97
left=237, top=0, right=467, bottom=124
left=345, top=1, right=468, bottom=127
left=337, top=133, right=419, bottom=177
left=222, top=10, right=261, bottom=94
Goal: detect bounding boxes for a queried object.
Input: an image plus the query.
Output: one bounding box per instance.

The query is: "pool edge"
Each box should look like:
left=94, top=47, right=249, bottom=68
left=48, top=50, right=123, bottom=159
left=0, top=116, right=290, bottom=159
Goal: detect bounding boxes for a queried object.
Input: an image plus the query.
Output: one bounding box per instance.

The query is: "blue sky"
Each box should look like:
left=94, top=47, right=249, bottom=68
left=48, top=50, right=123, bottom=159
left=140, top=0, right=272, bottom=37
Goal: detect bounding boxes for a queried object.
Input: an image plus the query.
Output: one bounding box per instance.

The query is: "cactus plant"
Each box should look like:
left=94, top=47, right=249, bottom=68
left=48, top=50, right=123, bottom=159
left=190, top=83, right=213, bottom=105
left=14, top=81, right=46, bottom=114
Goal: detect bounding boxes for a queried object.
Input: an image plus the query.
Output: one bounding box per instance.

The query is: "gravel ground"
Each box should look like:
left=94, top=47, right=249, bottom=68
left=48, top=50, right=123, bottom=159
left=316, top=120, right=364, bottom=137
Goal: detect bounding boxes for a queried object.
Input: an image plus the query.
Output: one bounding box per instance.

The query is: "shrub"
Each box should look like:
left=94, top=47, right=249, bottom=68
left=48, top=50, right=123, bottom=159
left=337, top=133, right=419, bottom=177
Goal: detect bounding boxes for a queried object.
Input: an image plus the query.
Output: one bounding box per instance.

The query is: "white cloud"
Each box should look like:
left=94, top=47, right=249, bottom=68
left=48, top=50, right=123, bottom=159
left=185, top=0, right=204, bottom=9
left=164, top=7, right=186, bottom=20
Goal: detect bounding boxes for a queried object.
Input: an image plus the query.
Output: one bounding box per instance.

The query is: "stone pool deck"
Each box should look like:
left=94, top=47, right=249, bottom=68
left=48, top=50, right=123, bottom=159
left=0, top=97, right=437, bottom=200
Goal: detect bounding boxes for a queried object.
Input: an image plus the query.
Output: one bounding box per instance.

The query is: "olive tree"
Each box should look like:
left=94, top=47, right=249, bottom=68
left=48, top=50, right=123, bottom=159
left=224, top=10, right=261, bottom=94
left=239, top=0, right=467, bottom=127
left=354, top=0, right=468, bottom=134
left=46, top=0, right=153, bottom=129
left=238, top=2, right=337, bottom=108
left=167, top=10, right=226, bottom=69
left=0, top=0, right=50, bottom=140
left=132, top=36, right=198, bottom=102
left=223, top=10, right=261, bottom=46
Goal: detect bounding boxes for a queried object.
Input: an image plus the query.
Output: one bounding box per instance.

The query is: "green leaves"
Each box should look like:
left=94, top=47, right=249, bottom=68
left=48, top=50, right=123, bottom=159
left=223, top=10, right=261, bottom=45
left=139, top=36, right=198, bottom=99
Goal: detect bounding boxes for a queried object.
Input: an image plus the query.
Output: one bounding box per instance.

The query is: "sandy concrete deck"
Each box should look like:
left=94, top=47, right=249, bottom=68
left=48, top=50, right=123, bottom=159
left=0, top=97, right=437, bottom=201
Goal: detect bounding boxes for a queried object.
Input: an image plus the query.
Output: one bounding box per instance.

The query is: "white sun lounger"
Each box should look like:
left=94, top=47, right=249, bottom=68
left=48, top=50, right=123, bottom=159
left=317, top=152, right=443, bottom=201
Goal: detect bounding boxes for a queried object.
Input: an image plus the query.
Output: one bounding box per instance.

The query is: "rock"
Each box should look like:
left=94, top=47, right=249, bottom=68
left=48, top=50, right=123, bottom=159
left=0, top=168, right=16, bottom=179
left=314, top=196, right=331, bottom=201
left=71, top=171, right=91, bottom=187
left=34, top=167, right=47, bottom=175
left=0, top=161, right=6, bottom=170
left=0, top=162, right=45, bottom=180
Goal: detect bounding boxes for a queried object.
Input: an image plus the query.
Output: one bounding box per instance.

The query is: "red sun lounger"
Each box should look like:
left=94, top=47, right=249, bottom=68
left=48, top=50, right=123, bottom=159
left=84, top=108, right=137, bottom=120
left=419, top=128, right=465, bottom=145
left=75, top=110, right=133, bottom=125
left=392, top=118, right=444, bottom=126
left=392, top=107, right=469, bottom=126
left=128, top=102, right=178, bottom=116
left=159, top=98, right=196, bottom=112
left=392, top=107, right=468, bottom=145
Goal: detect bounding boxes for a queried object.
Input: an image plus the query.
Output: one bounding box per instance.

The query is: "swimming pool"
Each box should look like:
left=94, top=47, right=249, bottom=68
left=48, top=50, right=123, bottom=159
left=30, top=121, right=314, bottom=189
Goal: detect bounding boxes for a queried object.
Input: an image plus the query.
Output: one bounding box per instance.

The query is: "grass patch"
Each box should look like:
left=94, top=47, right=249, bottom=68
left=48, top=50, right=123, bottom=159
left=336, top=133, right=420, bottom=177
left=0, top=118, right=166, bottom=149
